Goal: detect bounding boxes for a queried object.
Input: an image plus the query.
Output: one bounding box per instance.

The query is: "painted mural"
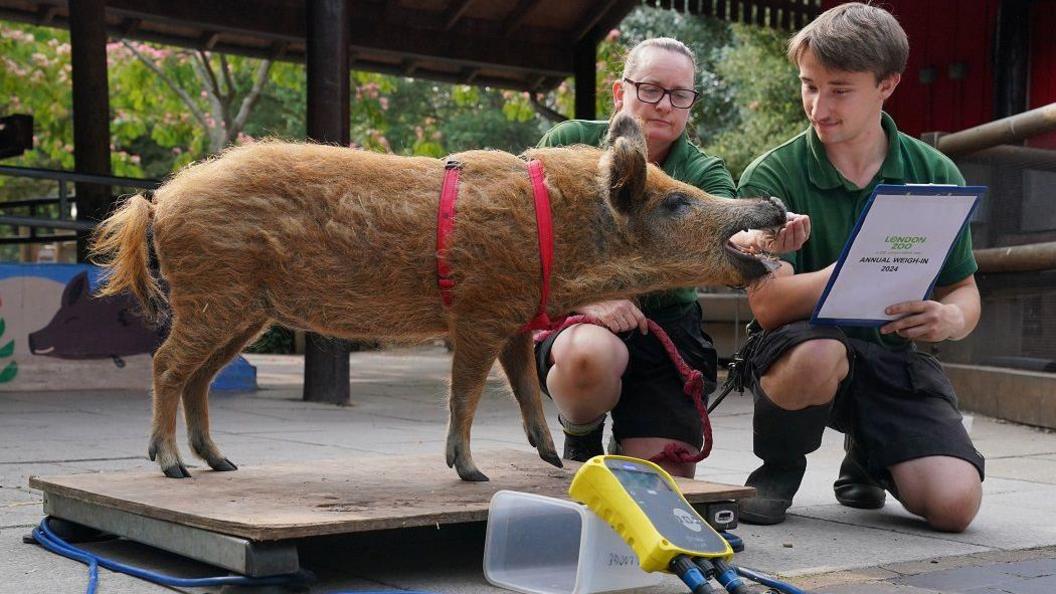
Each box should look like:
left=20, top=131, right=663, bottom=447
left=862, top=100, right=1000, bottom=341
left=0, top=263, right=254, bottom=391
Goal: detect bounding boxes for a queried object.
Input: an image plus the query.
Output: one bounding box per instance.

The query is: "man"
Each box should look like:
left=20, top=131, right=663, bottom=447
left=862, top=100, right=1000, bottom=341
left=736, top=2, right=984, bottom=532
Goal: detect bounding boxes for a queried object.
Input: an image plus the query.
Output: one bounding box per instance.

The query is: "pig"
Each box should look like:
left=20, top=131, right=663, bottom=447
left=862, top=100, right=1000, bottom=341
left=90, top=113, right=785, bottom=481
left=28, top=271, right=164, bottom=365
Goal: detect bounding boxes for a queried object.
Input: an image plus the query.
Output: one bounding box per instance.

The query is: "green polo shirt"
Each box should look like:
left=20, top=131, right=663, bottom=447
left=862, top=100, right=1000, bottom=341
left=737, top=113, right=977, bottom=349
left=538, top=119, right=736, bottom=318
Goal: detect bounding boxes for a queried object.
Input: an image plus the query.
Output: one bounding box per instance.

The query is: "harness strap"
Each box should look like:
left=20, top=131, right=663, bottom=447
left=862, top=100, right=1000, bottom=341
left=519, top=159, right=557, bottom=332
left=436, top=159, right=462, bottom=308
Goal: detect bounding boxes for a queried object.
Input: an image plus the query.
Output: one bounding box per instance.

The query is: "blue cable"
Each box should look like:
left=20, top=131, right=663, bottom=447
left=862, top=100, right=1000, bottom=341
left=32, top=517, right=310, bottom=593
left=735, top=565, right=807, bottom=594
left=32, top=517, right=445, bottom=594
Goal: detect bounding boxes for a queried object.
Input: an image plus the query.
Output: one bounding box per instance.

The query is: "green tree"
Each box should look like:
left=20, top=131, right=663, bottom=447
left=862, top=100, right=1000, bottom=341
left=706, top=24, right=804, bottom=179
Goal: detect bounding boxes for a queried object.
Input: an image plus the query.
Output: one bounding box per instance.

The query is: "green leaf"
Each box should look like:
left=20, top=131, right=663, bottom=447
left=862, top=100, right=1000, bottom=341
left=0, top=361, right=16, bottom=383
left=0, top=317, right=6, bottom=338
left=0, top=340, right=12, bottom=357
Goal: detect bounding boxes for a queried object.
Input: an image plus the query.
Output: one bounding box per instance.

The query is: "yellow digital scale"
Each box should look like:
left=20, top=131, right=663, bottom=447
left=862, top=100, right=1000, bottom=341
left=570, top=455, right=806, bottom=594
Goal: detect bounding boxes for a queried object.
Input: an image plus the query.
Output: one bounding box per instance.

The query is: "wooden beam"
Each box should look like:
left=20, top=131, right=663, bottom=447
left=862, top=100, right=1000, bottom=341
left=573, top=0, right=617, bottom=42
left=502, top=0, right=537, bottom=37
left=460, top=66, right=480, bottom=84
left=444, top=0, right=475, bottom=31
left=347, top=21, right=569, bottom=77
left=199, top=31, right=220, bottom=51
left=575, top=0, right=636, bottom=45
left=270, top=40, right=289, bottom=60
left=36, top=4, right=58, bottom=24
left=304, top=0, right=351, bottom=405
left=119, top=17, right=142, bottom=36
left=68, top=0, right=112, bottom=262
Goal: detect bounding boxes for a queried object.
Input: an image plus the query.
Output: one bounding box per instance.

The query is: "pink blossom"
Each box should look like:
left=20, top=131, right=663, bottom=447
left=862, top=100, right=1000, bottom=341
left=172, top=147, right=183, bottom=155
left=379, top=96, right=389, bottom=110
left=130, top=154, right=141, bottom=164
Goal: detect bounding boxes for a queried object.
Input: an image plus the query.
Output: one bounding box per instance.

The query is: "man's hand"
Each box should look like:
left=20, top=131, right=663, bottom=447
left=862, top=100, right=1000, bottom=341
left=881, top=300, right=965, bottom=342
left=731, top=212, right=811, bottom=255
left=577, top=300, right=648, bottom=334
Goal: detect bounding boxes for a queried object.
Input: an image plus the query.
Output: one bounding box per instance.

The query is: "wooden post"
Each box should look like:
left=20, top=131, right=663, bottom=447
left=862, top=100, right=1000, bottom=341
left=303, top=0, right=351, bottom=404
left=69, top=0, right=112, bottom=262
left=573, top=40, right=597, bottom=120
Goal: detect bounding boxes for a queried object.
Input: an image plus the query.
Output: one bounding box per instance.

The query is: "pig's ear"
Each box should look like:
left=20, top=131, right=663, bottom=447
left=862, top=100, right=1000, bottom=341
left=603, top=113, right=647, bottom=215
left=63, top=272, right=88, bottom=307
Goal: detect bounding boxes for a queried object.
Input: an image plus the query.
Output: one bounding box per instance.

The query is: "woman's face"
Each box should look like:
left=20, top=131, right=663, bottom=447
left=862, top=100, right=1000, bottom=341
left=613, top=47, right=696, bottom=151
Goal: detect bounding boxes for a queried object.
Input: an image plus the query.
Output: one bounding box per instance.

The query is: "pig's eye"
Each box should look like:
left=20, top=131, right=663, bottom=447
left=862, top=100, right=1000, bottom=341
left=662, top=193, right=691, bottom=216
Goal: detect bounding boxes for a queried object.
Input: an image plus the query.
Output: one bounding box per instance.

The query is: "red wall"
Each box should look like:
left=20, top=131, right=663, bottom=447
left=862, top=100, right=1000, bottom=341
left=1028, top=0, right=1056, bottom=149
left=821, top=0, right=999, bottom=138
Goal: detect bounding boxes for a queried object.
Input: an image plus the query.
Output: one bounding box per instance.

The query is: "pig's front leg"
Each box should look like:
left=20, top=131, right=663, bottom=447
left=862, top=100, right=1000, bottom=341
left=498, top=332, right=561, bottom=469
left=445, top=333, right=503, bottom=481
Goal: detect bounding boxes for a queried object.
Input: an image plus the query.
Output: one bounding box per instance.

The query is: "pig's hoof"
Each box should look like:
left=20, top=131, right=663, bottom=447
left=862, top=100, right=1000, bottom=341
left=457, top=467, right=490, bottom=482
left=162, top=463, right=191, bottom=479
left=209, top=458, right=238, bottom=472
left=540, top=450, right=563, bottom=469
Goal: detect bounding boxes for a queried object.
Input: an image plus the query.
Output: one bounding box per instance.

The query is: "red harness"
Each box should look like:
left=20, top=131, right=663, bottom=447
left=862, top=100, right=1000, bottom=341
left=436, top=158, right=556, bottom=332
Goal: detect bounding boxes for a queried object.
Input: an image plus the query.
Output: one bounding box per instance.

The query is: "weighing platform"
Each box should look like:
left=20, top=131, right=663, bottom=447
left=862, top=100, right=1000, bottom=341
left=29, top=448, right=753, bottom=579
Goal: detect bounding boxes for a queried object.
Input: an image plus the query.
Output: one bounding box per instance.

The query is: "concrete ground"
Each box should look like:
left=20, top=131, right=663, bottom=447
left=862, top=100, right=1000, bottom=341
left=2, top=344, right=1056, bottom=593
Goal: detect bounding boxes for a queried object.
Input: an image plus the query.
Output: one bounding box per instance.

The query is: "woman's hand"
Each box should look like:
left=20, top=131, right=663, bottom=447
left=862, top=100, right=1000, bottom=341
left=577, top=300, right=649, bottom=334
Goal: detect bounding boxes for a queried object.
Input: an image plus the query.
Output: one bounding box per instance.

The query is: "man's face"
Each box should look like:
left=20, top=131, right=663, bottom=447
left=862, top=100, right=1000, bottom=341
left=798, top=47, right=899, bottom=147
left=613, top=47, right=696, bottom=149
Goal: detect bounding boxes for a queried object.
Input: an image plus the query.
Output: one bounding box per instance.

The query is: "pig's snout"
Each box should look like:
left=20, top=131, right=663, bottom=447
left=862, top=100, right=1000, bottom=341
left=751, top=196, right=787, bottom=231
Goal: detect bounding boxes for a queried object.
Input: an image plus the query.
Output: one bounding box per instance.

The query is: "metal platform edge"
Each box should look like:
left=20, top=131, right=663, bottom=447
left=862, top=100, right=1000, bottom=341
left=42, top=491, right=300, bottom=577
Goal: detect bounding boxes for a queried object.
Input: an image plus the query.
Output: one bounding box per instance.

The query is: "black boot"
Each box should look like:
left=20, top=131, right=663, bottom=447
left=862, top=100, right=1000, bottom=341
left=740, top=394, right=831, bottom=525
left=834, top=435, right=886, bottom=509
left=560, top=415, right=605, bottom=462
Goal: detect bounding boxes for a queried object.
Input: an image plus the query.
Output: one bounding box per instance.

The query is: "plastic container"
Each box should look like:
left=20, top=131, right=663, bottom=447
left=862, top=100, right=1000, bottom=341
left=483, top=490, right=662, bottom=594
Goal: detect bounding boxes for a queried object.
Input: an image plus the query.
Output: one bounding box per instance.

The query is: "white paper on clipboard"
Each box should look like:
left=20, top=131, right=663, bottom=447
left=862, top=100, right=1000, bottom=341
left=811, top=184, right=983, bottom=326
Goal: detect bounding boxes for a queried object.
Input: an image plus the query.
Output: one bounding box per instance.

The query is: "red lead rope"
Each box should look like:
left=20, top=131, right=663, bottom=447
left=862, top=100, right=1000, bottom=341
left=534, top=315, right=714, bottom=464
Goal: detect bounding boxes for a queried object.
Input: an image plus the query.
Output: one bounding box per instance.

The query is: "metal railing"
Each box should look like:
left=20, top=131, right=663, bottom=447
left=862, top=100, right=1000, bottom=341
left=0, top=165, right=159, bottom=245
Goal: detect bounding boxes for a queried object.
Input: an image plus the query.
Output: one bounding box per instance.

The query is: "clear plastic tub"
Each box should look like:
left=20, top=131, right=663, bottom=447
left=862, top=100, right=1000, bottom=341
left=483, top=490, right=662, bottom=594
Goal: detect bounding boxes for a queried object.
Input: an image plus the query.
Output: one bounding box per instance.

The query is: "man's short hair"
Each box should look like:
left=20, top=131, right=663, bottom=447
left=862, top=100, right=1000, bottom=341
left=787, top=2, right=909, bottom=82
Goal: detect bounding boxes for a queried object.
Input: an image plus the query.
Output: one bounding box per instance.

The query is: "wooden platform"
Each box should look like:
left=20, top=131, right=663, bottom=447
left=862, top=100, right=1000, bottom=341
left=30, top=449, right=752, bottom=542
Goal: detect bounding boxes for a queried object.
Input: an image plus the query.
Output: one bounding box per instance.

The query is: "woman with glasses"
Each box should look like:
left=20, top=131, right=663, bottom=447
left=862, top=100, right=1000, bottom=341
left=532, top=37, right=806, bottom=478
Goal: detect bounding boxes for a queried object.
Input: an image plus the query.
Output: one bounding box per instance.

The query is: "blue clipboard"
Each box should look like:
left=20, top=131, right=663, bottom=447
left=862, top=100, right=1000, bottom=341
left=811, top=184, right=985, bottom=327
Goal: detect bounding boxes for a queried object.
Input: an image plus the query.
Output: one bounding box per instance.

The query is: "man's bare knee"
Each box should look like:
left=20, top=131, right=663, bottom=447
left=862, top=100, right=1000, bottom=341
left=892, top=457, right=982, bottom=533
left=761, top=339, right=848, bottom=409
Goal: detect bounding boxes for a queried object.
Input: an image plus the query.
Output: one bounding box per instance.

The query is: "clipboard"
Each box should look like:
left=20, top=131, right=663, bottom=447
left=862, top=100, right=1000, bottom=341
left=811, top=184, right=985, bottom=326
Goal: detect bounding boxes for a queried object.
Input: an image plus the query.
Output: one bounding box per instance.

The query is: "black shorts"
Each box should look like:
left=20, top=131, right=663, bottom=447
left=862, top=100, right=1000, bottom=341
left=534, top=303, right=717, bottom=449
left=748, top=320, right=985, bottom=488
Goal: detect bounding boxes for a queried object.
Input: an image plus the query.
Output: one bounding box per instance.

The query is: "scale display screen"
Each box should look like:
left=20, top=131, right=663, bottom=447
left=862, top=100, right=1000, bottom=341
left=604, top=458, right=727, bottom=554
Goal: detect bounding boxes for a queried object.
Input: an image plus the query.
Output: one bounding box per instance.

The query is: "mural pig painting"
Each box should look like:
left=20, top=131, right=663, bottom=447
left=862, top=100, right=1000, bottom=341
left=28, top=271, right=163, bottom=366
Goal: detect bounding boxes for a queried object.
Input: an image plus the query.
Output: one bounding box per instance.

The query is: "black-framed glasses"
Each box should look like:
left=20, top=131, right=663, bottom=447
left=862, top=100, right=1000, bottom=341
left=623, top=78, right=700, bottom=109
